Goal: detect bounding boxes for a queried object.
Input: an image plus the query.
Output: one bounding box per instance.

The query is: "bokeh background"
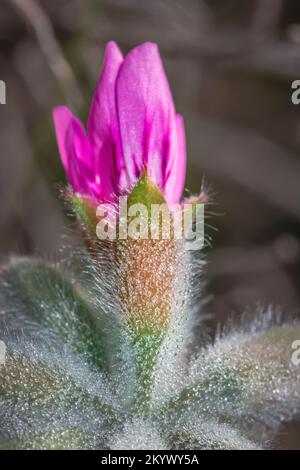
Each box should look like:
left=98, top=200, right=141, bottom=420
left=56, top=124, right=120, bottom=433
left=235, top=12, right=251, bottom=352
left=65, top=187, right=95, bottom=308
left=0, top=0, right=300, bottom=448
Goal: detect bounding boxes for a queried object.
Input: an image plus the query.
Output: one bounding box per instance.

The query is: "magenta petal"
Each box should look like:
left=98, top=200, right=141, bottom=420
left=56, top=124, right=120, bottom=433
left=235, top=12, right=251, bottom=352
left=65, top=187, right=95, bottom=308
left=53, top=106, right=73, bottom=171
left=116, top=42, right=176, bottom=190
left=88, top=42, right=124, bottom=201
left=54, top=42, right=186, bottom=205
left=88, top=41, right=123, bottom=143
left=66, top=117, right=94, bottom=195
left=163, top=114, right=186, bottom=205
left=54, top=105, right=96, bottom=197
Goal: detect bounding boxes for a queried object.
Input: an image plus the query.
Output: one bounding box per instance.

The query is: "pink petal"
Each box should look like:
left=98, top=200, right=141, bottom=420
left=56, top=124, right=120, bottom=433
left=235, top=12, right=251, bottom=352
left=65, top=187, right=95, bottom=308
left=116, top=42, right=176, bottom=192
left=54, top=42, right=186, bottom=205
left=53, top=106, right=73, bottom=171
left=88, top=41, right=124, bottom=201
left=53, top=106, right=96, bottom=197
left=163, top=114, right=186, bottom=205
left=88, top=41, right=123, bottom=143
left=66, top=116, right=96, bottom=196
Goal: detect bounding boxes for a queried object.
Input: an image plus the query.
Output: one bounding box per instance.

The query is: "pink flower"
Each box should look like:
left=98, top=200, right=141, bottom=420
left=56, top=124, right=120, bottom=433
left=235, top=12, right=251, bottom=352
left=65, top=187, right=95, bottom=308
left=53, top=42, right=186, bottom=206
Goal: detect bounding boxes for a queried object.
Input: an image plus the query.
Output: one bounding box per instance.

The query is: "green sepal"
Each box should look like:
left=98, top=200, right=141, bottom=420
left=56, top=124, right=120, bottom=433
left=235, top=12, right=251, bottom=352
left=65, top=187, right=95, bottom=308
left=127, top=172, right=166, bottom=210
left=68, top=192, right=99, bottom=239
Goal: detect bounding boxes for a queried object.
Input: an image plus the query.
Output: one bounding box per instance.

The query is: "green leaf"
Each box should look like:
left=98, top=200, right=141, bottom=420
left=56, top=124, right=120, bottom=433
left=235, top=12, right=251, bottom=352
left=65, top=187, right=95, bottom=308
left=17, top=428, right=89, bottom=450
left=0, top=428, right=90, bottom=450
left=0, top=344, right=118, bottom=450
left=0, top=349, right=78, bottom=406
left=0, top=346, right=114, bottom=414
left=0, top=258, right=109, bottom=370
left=0, top=439, right=17, bottom=450
left=170, top=419, right=260, bottom=450
left=168, top=322, right=300, bottom=432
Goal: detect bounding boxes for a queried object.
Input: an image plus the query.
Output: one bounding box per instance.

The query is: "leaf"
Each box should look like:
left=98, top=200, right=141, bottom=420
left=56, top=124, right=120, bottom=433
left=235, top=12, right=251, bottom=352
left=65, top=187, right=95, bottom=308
left=0, top=257, right=139, bottom=411
left=17, top=428, right=90, bottom=450
left=0, top=350, right=74, bottom=406
left=0, top=428, right=90, bottom=450
left=0, top=439, right=17, bottom=450
left=0, top=340, right=118, bottom=446
left=167, top=319, right=300, bottom=442
left=0, top=342, right=114, bottom=412
left=169, top=417, right=260, bottom=450
left=0, top=258, right=110, bottom=371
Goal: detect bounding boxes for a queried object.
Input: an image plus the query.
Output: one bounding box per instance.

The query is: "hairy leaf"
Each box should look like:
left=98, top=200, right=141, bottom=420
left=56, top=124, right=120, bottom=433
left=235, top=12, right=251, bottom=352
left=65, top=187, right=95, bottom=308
left=0, top=258, right=111, bottom=370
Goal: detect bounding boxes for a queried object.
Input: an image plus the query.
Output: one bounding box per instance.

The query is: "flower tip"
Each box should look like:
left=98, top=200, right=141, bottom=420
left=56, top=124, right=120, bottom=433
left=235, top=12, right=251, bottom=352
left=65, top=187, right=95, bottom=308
left=176, top=113, right=184, bottom=127
left=52, top=106, right=73, bottom=171
left=104, top=40, right=124, bottom=62
left=129, top=41, right=160, bottom=60
left=53, top=105, right=71, bottom=121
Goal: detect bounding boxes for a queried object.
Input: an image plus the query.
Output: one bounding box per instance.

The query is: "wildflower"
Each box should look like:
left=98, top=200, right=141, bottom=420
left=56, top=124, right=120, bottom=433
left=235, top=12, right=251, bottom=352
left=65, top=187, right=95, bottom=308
left=0, top=41, right=299, bottom=451
left=53, top=42, right=186, bottom=206
left=53, top=42, right=194, bottom=334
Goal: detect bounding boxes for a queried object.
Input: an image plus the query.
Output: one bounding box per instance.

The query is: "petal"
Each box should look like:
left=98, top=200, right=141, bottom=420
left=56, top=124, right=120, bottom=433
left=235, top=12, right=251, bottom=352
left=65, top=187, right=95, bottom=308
left=67, top=116, right=96, bottom=197
left=116, top=42, right=176, bottom=192
left=88, top=42, right=124, bottom=201
left=53, top=106, right=96, bottom=197
left=163, top=114, right=186, bottom=205
left=88, top=41, right=123, bottom=144
left=53, top=106, right=73, bottom=171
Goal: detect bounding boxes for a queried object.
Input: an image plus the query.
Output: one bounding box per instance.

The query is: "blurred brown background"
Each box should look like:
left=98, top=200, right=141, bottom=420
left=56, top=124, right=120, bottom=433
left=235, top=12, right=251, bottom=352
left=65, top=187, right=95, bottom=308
left=0, top=0, right=300, bottom=448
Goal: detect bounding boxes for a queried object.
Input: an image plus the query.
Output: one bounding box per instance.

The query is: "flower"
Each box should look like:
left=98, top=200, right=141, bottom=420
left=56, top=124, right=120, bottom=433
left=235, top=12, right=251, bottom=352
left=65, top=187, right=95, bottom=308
left=53, top=42, right=186, bottom=206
